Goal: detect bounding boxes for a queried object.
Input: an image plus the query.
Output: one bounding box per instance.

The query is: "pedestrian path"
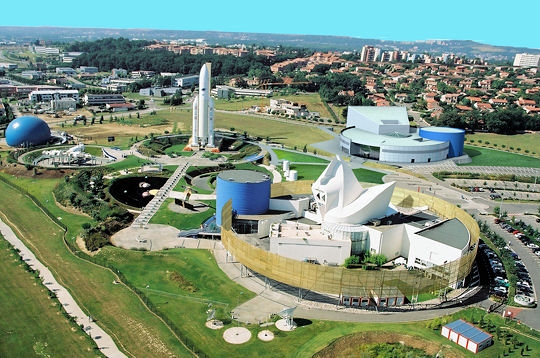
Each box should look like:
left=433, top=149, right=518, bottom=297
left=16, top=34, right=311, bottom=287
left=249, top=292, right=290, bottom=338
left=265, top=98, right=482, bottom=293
left=0, top=219, right=127, bottom=358
left=132, top=162, right=189, bottom=228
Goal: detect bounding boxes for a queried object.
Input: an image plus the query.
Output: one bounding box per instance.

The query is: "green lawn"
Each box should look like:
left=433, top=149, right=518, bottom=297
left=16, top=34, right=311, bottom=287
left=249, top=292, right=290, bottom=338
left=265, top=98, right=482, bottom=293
left=273, top=149, right=330, bottom=163
left=214, top=93, right=335, bottom=119
left=0, top=237, right=100, bottom=357
left=150, top=198, right=215, bottom=229
left=465, top=132, right=539, bottom=158
left=0, top=176, right=196, bottom=357
left=289, top=163, right=385, bottom=184
left=462, top=146, right=540, bottom=167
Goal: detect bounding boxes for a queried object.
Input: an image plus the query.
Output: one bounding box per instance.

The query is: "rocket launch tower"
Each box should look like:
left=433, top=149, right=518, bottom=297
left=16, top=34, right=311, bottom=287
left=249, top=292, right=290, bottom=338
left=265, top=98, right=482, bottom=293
left=191, top=63, right=215, bottom=148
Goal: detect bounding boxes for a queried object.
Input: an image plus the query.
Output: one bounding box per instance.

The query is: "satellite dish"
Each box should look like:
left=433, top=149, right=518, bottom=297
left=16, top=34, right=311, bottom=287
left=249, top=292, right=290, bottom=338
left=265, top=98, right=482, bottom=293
left=277, top=306, right=297, bottom=329
left=206, top=308, right=216, bottom=322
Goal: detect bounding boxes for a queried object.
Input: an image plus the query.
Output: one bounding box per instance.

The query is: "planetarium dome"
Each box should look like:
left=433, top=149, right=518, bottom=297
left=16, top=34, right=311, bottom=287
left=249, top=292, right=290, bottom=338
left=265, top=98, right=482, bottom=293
left=5, top=116, right=51, bottom=147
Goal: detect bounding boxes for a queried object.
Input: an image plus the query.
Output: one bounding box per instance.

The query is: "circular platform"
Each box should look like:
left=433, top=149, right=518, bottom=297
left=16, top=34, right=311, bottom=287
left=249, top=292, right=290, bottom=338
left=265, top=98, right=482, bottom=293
left=257, top=330, right=275, bottom=342
left=275, top=319, right=296, bottom=331
left=205, top=320, right=224, bottom=330
left=223, top=327, right=252, bottom=344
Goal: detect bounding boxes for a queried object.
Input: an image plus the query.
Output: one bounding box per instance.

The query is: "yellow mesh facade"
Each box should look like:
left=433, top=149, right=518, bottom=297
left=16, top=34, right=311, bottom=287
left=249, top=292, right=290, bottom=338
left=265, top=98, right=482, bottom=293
left=221, top=182, right=479, bottom=297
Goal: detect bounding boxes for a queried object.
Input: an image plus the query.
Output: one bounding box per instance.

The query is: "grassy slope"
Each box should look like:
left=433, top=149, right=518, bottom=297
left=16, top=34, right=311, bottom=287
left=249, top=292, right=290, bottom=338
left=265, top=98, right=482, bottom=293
left=463, top=145, right=540, bottom=167
left=0, top=237, right=99, bottom=357
left=0, top=176, right=195, bottom=357
left=465, top=132, right=539, bottom=158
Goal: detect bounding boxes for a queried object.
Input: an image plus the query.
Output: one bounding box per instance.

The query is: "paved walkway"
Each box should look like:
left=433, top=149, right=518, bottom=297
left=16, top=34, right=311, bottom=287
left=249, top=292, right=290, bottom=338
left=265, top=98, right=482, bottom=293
left=0, top=219, right=127, bottom=358
left=131, top=162, right=189, bottom=228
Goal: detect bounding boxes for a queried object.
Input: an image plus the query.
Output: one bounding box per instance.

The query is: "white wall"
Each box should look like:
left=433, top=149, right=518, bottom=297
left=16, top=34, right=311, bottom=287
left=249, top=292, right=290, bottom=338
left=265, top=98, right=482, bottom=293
left=380, top=141, right=449, bottom=163
left=269, top=197, right=310, bottom=218
left=270, top=237, right=351, bottom=265
left=407, top=232, right=462, bottom=269
left=377, top=225, right=407, bottom=260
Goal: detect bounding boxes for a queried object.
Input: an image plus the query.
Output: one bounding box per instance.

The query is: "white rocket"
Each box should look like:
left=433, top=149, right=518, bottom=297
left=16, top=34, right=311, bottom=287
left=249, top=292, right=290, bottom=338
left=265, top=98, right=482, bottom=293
left=191, top=63, right=214, bottom=148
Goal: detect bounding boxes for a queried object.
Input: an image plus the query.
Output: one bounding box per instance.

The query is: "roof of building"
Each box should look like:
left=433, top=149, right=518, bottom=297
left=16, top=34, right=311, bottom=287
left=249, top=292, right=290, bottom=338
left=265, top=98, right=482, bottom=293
left=218, top=170, right=271, bottom=184
left=341, top=127, right=445, bottom=148
left=416, top=218, right=470, bottom=250
left=419, top=127, right=465, bottom=134
left=444, top=319, right=492, bottom=343
left=347, top=106, right=409, bottom=126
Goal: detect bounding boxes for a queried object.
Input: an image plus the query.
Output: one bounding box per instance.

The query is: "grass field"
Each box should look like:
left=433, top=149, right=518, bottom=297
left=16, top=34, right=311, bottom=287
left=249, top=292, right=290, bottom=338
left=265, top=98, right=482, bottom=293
left=214, top=93, right=335, bottom=119
left=52, top=107, right=335, bottom=151
left=272, top=149, right=330, bottom=163
left=0, top=176, right=196, bottom=357
left=465, top=132, right=540, bottom=158
left=462, top=146, right=540, bottom=167
left=0, top=236, right=99, bottom=357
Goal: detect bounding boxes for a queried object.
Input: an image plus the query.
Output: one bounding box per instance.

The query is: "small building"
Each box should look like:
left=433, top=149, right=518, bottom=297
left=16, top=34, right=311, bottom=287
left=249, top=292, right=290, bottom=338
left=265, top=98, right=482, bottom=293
left=83, top=93, right=126, bottom=106
left=175, top=75, right=199, bottom=88
left=441, top=319, right=492, bottom=353
left=79, top=66, right=98, bottom=74
left=106, top=103, right=135, bottom=112
left=56, top=67, right=77, bottom=76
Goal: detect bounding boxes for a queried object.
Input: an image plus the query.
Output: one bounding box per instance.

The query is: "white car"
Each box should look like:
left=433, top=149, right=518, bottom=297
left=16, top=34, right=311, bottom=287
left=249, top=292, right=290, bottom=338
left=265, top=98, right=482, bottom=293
left=527, top=243, right=539, bottom=249
left=494, top=287, right=507, bottom=294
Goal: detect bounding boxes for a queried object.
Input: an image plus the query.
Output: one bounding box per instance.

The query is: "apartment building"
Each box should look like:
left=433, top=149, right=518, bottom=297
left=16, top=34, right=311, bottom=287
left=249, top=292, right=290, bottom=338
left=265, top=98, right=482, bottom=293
left=513, top=53, right=540, bottom=68
left=83, top=93, right=126, bottom=106
left=29, top=89, right=80, bottom=103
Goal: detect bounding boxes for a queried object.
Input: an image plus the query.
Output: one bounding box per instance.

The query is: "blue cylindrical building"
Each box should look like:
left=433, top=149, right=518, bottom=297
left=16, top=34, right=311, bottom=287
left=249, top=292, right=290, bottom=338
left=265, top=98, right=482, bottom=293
left=5, top=116, right=51, bottom=147
left=215, top=170, right=271, bottom=226
left=419, top=127, right=465, bottom=158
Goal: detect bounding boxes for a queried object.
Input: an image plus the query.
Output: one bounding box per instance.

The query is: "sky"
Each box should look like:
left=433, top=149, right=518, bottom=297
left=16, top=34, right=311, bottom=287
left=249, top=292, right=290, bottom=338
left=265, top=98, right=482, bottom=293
left=3, top=0, right=539, bottom=50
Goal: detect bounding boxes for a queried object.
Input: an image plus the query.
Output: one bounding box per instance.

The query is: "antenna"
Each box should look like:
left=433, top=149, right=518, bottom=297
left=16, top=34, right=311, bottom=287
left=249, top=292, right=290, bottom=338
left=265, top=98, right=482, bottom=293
left=276, top=306, right=297, bottom=331
left=206, top=308, right=216, bottom=322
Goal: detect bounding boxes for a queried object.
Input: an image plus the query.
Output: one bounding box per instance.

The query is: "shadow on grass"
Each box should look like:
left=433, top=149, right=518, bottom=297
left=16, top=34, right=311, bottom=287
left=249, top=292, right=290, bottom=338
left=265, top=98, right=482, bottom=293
left=464, top=148, right=482, bottom=158
left=294, top=318, right=313, bottom=327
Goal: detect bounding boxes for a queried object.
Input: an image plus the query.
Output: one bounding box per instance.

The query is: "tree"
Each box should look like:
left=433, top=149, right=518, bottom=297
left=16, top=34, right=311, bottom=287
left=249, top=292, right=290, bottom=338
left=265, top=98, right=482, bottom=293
left=344, top=255, right=360, bottom=268
left=137, top=99, right=146, bottom=110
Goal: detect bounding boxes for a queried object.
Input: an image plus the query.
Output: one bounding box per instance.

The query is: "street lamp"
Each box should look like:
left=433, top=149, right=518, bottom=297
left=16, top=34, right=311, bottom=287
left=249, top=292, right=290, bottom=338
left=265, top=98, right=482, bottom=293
left=499, top=193, right=504, bottom=219
left=236, top=291, right=244, bottom=327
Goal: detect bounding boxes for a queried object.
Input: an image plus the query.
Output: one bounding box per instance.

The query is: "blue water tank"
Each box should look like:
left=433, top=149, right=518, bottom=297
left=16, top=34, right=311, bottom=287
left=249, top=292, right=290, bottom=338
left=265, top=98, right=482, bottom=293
left=419, top=127, right=465, bottom=158
left=216, top=170, right=271, bottom=226
left=5, top=116, right=51, bottom=147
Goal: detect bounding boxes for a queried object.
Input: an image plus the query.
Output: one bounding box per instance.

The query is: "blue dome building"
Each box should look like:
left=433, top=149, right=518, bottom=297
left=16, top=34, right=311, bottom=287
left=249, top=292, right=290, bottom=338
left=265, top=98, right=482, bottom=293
left=5, top=116, right=51, bottom=147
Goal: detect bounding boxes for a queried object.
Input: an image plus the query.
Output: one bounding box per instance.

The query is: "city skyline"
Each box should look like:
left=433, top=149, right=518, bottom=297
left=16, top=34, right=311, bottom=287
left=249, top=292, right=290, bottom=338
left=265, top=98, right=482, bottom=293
left=3, top=0, right=539, bottom=50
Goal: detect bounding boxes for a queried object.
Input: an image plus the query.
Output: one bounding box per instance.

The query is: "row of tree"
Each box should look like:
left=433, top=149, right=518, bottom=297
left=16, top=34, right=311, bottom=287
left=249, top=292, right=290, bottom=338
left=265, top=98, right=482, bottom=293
left=430, top=108, right=540, bottom=133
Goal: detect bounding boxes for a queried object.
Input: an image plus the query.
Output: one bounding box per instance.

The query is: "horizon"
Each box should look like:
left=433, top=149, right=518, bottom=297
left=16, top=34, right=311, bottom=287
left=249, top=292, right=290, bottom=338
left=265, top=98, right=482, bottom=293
left=2, top=1, right=539, bottom=50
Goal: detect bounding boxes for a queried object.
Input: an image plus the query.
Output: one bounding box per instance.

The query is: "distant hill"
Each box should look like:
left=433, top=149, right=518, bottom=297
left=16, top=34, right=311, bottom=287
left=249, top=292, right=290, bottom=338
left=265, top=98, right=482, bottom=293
left=1, top=26, right=539, bottom=63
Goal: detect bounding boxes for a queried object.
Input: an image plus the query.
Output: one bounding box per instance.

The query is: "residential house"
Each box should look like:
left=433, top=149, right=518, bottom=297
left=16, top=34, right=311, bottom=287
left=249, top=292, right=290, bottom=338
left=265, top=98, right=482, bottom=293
left=474, top=102, right=493, bottom=111
left=440, top=93, right=460, bottom=104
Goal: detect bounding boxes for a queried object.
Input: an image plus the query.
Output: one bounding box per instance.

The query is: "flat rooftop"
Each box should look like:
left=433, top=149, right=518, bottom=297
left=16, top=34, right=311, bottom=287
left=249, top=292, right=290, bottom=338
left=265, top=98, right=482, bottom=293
left=341, top=127, right=445, bottom=148
left=218, top=170, right=270, bottom=183
left=416, top=218, right=470, bottom=250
